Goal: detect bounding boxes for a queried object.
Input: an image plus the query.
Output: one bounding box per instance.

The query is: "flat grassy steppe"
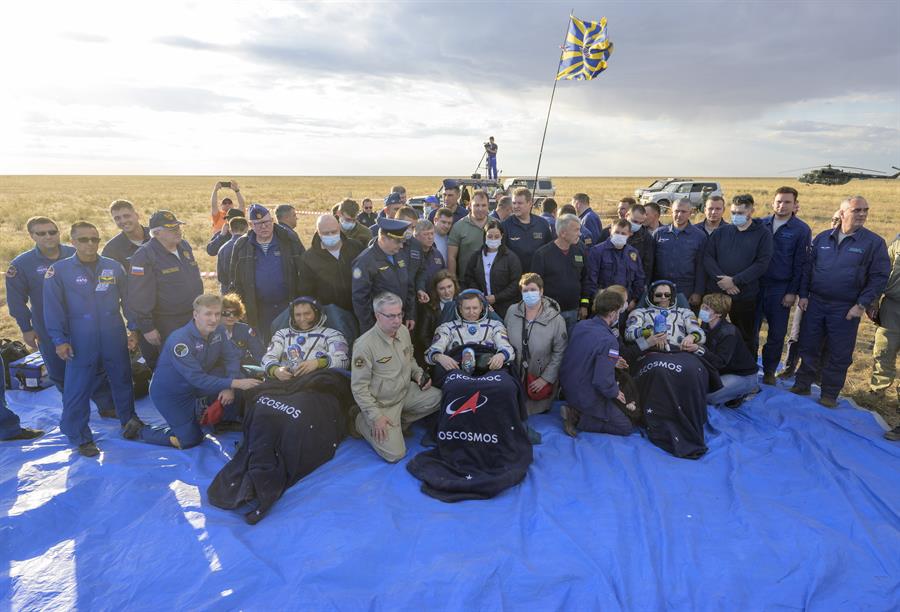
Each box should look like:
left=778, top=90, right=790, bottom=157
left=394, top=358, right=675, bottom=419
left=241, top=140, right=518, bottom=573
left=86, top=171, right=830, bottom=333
left=1, top=175, right=897, bottom=425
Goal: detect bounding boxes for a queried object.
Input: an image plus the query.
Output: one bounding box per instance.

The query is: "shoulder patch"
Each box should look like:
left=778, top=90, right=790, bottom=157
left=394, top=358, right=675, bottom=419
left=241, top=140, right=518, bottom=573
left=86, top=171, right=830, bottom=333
left=248, top=328, right=256, bottom=337
left=6, top=265, right=16, bottom=278
left=44, top=266, right=55, bottom=279
left=630, top=251, right=638, bottom=261
left=173, top=343, right=189, bottom=358
left=354, top=357, right=366, bottom=368
left=376, top=356, right=392, bottom=364
left=353, top=267, right=362, bottom=279
left=131, top=266, right=145, bottom=276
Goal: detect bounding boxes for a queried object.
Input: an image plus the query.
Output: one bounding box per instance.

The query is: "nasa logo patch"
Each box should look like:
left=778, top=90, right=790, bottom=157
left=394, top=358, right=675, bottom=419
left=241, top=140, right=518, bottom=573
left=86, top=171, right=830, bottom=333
left=352, top=267, right=362, bottom=279
left=173, top=343, right=189, bottom=358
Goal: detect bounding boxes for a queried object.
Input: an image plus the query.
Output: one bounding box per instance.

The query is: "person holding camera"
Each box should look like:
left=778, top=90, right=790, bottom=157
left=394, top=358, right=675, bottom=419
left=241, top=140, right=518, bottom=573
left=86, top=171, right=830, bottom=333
left=211, top=180, right=246, bottom=232
left=484, top=136, right=498, bottom=179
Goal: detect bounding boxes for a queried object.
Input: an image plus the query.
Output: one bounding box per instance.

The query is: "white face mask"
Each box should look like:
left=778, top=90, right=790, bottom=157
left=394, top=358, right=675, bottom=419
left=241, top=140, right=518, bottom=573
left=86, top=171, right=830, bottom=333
left=485, top=238, right=502, bottom=250
left=320, top=234, right=341, bottom=248
left=610, top=234, right=628, bottom=248
left=340, top=220, right=355, bottom=231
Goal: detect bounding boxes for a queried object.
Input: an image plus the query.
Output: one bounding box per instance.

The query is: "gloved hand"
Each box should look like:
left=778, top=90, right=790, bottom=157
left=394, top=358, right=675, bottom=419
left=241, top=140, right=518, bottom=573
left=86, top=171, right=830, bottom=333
left=199, top=399, right=224, bottom=425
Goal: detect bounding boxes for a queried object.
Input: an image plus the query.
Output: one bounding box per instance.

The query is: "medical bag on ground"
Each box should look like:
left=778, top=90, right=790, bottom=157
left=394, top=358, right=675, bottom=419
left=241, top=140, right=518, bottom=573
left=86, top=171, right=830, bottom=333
left=9, top=351, right=51, bottom=391
left=1, top=339, right=32, bottom=388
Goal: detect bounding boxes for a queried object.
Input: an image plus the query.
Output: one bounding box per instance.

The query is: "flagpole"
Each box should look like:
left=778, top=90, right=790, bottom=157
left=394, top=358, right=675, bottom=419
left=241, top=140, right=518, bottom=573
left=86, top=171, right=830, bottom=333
left=533, top=12, right=573, bottom=194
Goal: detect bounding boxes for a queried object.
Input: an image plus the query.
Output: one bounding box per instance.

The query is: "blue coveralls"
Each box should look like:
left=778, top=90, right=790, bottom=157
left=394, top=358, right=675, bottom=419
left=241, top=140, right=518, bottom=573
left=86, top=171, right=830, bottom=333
left=501, top=214, right=553, bottom=273
left=6, top=246, right=117, bottom=413
left=578, top=208, right=603, bottom=245
left=351, top=243, right=415, bottom=331
left=101, top=227, right=150, bottom=272
left=559, top=317, right=633, bottom=435
left=248, top=233, right=291, bottom=342
left=796, top=227, right=890, bottom=398
left=229, top=322, right=265, bottom=366
left=216, top=234, right=240, bottom=292
left=144, top=322, right=243, bottom=448
left=127, top=238, right=203, bottom=366
left=206, top=229, right=231, bottom=256
left=653, top=223, right=707, bottom=301
left=417, top=244, right=446, bottom=294
left=486, top=144, right=498, bottom=179
left=584, top=240, right=645, bottom=301
left=43, top=255, right=136, bottom=445
left=755, top=215, right=811, bottom=375
left=0, top=355, right=27, bottom=439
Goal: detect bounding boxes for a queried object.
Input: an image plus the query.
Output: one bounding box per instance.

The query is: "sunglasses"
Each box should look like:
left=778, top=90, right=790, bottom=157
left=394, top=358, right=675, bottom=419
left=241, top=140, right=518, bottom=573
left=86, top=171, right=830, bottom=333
left=32, top=229, right=59, bottom=236
left=654, top=292, right=672, bottom=298
left=75, top=237, right=101, bottom=244
left=222, top=310, right=238, bottom=317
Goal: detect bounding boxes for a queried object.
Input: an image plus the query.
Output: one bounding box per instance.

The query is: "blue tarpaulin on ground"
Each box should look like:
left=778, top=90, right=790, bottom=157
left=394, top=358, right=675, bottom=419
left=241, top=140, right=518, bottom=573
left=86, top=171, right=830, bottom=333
left=2, top=385, right=899, bottom=610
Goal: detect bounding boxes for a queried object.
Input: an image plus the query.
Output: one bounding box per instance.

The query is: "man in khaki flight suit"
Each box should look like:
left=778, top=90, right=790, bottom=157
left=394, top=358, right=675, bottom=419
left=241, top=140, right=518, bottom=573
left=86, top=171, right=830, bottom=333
left=870, top=234, right=900, bottom=441
left=351, top=291, right=441, bottom=462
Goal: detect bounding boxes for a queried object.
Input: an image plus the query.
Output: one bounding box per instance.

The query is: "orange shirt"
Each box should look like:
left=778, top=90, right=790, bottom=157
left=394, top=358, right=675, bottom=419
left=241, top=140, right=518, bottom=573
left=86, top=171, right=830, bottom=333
left=212, top=210, right=227, bottom=231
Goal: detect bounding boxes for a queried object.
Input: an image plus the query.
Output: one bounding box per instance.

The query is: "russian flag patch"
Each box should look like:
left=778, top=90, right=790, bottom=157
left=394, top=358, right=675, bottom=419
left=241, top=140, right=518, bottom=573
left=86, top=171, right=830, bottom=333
left=131, top=266, right=144, bottom=276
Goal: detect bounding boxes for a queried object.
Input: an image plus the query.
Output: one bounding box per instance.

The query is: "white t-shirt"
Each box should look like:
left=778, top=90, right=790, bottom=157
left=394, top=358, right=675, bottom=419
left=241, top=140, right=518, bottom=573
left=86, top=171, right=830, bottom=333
left=772, top=217, right=789, bottom=234
left=482, top=251, right=498, bottom=295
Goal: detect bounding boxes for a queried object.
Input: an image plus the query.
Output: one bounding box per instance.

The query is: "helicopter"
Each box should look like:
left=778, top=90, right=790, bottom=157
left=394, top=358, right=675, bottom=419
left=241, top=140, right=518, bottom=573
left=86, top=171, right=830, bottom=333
left=788, top=164, right=900, bottom=186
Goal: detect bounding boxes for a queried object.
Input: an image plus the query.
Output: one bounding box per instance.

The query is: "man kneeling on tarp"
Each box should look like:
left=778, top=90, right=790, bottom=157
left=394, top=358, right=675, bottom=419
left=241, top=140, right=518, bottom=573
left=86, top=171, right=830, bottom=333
left=407, top=344, right=532, bottom=502
left=560, top=289, right=638, bottom=436
left=138, top=294, right=261, bottom=448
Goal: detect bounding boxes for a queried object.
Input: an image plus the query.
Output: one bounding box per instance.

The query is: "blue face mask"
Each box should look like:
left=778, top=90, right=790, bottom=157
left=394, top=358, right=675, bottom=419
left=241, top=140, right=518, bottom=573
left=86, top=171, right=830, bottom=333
left=320, top=234, right=341, bottom=248
left=698, top=308, right=712, bottom=323
left=630, top=222, right=642, bottom=232
left=731, top=214, right=748, bottom=226
left=522, top=290, right=541, bottom=306
left=340, top=220, right=356, bottom=231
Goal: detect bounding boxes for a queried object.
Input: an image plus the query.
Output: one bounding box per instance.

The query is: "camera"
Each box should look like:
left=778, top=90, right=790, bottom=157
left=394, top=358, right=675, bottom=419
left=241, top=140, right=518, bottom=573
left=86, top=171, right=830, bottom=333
left=220, top=181, right=232, bottom=189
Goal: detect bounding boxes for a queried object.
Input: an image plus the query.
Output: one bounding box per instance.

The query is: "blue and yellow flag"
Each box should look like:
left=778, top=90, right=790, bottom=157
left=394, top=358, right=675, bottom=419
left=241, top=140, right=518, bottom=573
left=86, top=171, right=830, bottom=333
left=556, top=15, right=613, bottom=81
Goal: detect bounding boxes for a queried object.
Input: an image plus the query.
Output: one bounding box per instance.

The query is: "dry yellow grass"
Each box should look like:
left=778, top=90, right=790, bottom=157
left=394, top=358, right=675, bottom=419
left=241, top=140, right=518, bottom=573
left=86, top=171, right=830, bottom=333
left=1, top=175, right=897, bottom=425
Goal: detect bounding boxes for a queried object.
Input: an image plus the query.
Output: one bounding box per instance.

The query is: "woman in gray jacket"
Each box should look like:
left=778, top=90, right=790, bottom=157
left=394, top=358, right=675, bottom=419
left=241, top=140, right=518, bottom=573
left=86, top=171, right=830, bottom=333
left=504, top=273, right=569, bottom=415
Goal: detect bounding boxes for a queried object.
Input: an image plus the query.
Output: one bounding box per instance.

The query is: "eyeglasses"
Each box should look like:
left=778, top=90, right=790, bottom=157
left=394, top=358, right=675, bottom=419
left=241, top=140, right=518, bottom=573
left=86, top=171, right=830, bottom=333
left=32, top=229, right=59, bottom=236
left=251, top=219, right=273, bottom=227
left=654, top=292, right=671, bottom=298
left=75, top=237, right=101, bottom=244
left=222, top=310, right=238, bottom=317
left=376, top=311, right=403, bottom=320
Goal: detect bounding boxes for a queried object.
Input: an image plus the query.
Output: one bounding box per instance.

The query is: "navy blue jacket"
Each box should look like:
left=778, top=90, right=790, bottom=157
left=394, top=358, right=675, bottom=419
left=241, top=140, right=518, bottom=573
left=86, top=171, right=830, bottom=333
left=229, top=322, right=265, bottom=366
left=418, top=244, right=446, bottom=293
left=217, top=234, right=241, bottom=291
left=297, top=233, right=365, bottom=313
left=101, top=227, right=150, bottom=271
left=585, top=240, right=645, bottom=302
left=501, top=214, right=553, bottom=273
left=704, top=220, right=774, bottom=301
left=760, top=215, right=811, bottom=293
left=351, top=242, right=416, bottom=331
left=128, top=238, right=203, bottom=334
left=6, top=245, right=75, bottom=339
left=559, top=317, right=620, bottom=418
left=357, top=211, right=378, bottom=228
left=653, top=223, right=707, bottom=297
left=531, top=241, right=589, bottom=311
left=153, top=322, right=243, bottom=398
left=701, top=319, right=758, bottom=376
left=579, top=208, right=603, bottom=245
left=800, top=226, right=890, bottom=306
left=540, top=213, right=558, bottom=239
left=428, top=205, right=468, bottom=225
left=43, top=255, right=129, bottom=366
left=206, top=230, right=231, bottom=256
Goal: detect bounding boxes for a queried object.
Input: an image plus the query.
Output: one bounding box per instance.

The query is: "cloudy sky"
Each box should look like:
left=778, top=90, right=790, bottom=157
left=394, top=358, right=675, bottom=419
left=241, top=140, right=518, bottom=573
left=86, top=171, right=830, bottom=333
left=2, top=1, right=898, bottom=176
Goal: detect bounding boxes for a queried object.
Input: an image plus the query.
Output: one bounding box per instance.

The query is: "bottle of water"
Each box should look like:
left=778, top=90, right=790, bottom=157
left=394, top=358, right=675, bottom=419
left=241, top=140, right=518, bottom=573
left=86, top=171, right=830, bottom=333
left=653, top=312, right=668, bottom=334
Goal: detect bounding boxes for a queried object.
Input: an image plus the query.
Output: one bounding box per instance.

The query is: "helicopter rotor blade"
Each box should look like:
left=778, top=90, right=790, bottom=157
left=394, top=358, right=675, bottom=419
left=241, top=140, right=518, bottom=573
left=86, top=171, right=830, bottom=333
left=779, top=166, right=823, bottom=173
left=833, top=166, right=886, bottom=173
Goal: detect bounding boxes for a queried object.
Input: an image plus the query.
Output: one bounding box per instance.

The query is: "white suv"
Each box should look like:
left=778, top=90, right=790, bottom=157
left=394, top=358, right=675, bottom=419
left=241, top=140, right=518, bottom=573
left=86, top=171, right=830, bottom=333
left=503, top=177, right=556, bottom=199
left=634, top=178, right=692, bottom=200
left=639, top=181, right=723, bottom=210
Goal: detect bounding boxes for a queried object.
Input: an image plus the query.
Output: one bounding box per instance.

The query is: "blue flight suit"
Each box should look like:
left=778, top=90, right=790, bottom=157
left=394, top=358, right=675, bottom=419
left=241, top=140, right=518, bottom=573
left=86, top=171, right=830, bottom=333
left=540, top=213, right=558, bottom=239
left=756, top=215, right=811, bottom=375
left=7, top=245, right=75, bottom=390
left=206, top=229, right=231, bottom=256
left=417, top=244, right=446, bottom=293
left=653, top=223, right=707, bottom=300
left=579, top=208, right=603, bottom=245
left=351, top=243, right=415, bottom=331
left=559, top=317, right=633, bottom=435
left=101, top=226, right=150, bottom=272
left=249, top=233, right=291, bottom=341
left=43, top=255, right=136, bottom=445
left=229, top=322, right=265, bottom=366
left=796, top=227, right=891, bottom=398
left=585, top=240, right=645, bottom=301
left=144, top=322, right=243, bottom=448
left=428, top=205, right=468, bottom=225
left=501, top=214, right=553, bottom=273
left=127, top=238, right=203, bottom=366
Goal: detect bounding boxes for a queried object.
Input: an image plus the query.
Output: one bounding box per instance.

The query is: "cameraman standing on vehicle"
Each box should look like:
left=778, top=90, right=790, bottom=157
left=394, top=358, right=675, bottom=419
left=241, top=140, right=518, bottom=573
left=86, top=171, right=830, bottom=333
left=485, top=137, right=498, bottom=179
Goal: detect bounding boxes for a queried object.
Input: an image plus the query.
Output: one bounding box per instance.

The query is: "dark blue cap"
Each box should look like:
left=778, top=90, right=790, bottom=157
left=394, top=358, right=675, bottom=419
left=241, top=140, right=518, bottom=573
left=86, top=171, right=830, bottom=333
left=424, top=195, right=439, bottom=204
left=248, top=203, right=270, bottom=221
left=148, top=210, right=184, bottom=229
left=377, top=217, right=411, bottom=239
left=442, top=179, right=460, bottom=190
left=384, top=192, right=402, bottom=206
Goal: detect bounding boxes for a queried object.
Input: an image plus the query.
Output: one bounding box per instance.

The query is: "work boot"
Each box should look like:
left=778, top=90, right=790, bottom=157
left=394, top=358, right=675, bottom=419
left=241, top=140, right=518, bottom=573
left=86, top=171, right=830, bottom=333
left=2, top=427, right=44, bottom=441
left=122, top=416, right=145, bottom=440
left=560, top=405, right=579, bottom=438
left=884, top=426, right=900, bottom=441
left=762, top=372, right=776, bottom=386
left=776, top=365, right=796, bottom=379
left=818, top=395, right=838, bottom=409
left=789, top=384, right=811, bottom=396
left=78, top=441, right=100, bottom=457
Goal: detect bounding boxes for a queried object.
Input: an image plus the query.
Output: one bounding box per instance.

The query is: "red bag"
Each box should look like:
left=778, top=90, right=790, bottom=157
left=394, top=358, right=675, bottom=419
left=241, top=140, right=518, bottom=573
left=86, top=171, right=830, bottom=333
left=525, top=373, right=554, bottom=401
left=199, top=399, right=224, bottom=425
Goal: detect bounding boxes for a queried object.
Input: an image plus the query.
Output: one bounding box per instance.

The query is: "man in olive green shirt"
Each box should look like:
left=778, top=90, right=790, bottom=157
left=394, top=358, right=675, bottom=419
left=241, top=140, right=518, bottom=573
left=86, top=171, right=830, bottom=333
left=870, top=234, right=900, bottom=441
left=447, top=191, right=490, bottom=279
left=351, top=292, right=441, bottom=461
